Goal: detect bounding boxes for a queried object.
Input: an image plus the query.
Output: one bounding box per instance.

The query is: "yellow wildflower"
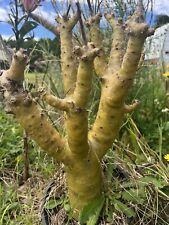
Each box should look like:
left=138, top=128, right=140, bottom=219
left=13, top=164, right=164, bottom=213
left=162, top=72, right=169, bottom=77
left=164, top=154, right=169, bottom=161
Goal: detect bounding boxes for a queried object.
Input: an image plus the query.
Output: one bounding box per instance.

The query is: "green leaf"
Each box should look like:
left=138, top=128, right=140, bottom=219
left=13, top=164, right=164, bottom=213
left=138, top=176, right=166, bottom=188
left=114, top=199, right=136, bottom=218
left=18, top=15, right=27, bottom=24
left=19, top=21, right=38, bottom=38
left=44, top=199, right=63, bottom=210
left=122, top=188, right=145, bottom=204
left=79, top=195, right=105, bottom=225
left=164, top=121, right=169, bottom=131
left=9, top=202, right=19, bottom=210
left=64, top=203, right=71, bottom=212
left=0, top=202, right=20, bottom=224
left=15, top=154, right=23, bottom=163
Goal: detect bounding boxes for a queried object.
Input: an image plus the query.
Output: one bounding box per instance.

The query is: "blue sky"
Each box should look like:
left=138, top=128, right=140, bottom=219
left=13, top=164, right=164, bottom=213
left=0, top=0, right=169, bottom=40
left=0, top=0, right=57, bottom=39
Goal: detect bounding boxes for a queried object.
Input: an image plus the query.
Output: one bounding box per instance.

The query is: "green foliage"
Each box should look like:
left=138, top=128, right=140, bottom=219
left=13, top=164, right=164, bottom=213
left=0, top=107, right=57, bottom=224
left=79, top=195, right=105, bottom=225
left=127, top=65, right=169, bottom=154
left=44, top=199, right=63, bottom=210
left=8, top=0, right=38, bottom=50
left=0, top=110, right=23, bottom=169
left=6, top=37, right=60, bottom=72
left=19, top=21, right=38, bottom=39
left=113, top=199, right=136, bottom=218
left=103, top=139, right=169, bottom=224
left=0, top=183, right=21, bottom=225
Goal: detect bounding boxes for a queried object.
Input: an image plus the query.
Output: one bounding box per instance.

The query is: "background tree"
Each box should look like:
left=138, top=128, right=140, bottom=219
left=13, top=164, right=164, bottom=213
left=7, top=0, right=38, bottom=50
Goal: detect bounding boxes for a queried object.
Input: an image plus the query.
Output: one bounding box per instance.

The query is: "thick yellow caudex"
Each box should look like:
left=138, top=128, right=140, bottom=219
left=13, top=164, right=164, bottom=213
left=66, top=151, right=103, bottom=218
left=0, top=1, right=154, bottom=221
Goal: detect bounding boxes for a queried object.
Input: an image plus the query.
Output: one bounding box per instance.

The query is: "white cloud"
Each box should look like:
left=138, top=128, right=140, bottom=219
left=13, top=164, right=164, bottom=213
left=153, top=0, right=169, bottom=16
left=1, top=34, right=15, bottom=40
left=34, top=7, right=57, bottom=24
left=0, top=7, right=9, bottom=22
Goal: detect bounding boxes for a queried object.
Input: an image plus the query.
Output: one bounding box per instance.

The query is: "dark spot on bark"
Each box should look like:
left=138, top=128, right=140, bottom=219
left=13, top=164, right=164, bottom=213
left=100, top=127, right=103, bottom=129
left=40, top=112, right=44, bottom=117
left=50, top=140, right=54, bottom=145
left=5, top=107, right=13, bottom=114
left=92, top=135, right=100, bottom=143
left=73, top=124, right=79, bottom=130
left=14, top=54, right=17, bottom=59
left=75, top=107, right=83, bottom=113
left=100, top=77, right=105, bottom=84
left=9, top=97, right=18, bottom=105
left=23, top=97, right=32, bottom=106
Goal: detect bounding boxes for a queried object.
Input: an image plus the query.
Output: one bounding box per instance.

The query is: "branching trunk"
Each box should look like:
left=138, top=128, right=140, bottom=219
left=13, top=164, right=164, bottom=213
left=0, top=1, right=154, bottom=220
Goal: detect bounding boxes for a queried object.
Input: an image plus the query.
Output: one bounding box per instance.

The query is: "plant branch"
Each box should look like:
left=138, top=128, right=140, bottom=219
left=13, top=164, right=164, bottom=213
left=86, top=13, right=107, bottom=77
left=124, top=100, right=140, bottom=113
left=39, top=89, right=74, bottom=112
left=73, top=43, right=100, bottom=108
left=30, top=12, right=59, bottom=35
left=57, top=13, right=79, bottom=95
left=0, top=49, right=67, bottom=163
left=65, top=43, right=100, bottom=156
left=76, top=1, right=87, bottom=45
left=105, top=13, right=125, bottom=74
left=87, top=0, right=93, bottom=16
left=89, top=3, right=153, bottom=159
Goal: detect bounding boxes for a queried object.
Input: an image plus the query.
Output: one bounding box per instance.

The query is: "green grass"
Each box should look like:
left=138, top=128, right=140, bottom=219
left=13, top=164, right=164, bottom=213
left=25, top=72, right=42, bottom=82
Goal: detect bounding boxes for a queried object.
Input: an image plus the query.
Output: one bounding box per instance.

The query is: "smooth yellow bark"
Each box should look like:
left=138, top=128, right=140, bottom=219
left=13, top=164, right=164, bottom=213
left=87, top=13, right=107, bottom=77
